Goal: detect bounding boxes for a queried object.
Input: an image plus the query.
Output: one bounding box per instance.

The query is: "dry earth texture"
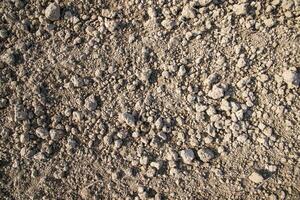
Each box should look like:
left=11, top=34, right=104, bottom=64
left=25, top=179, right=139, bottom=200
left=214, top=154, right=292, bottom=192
left=0, top=0, right=300, bottom=199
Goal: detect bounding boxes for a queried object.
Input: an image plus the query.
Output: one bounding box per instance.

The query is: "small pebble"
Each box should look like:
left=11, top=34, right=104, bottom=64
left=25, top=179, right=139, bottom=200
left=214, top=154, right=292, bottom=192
left=84, top=95, right=98, bottom=111
left=35, top=127, right=49, bottom=139
left=197, top=148, right=215, bottom=162
left=282, top=69, right=299, bottom=86
left=233, top=4, right=248, bottom=15
left=180, top=149, right=195, bottom=164
left=208, top=85, right=225, bottom=99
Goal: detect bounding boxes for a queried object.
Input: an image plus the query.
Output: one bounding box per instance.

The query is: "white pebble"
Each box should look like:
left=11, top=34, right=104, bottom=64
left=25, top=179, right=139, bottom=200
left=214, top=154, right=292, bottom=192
left=208, top=85, right=225, bottom=99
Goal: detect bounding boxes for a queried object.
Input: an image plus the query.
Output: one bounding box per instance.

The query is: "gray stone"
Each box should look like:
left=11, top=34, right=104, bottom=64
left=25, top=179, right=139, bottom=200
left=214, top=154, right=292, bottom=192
left=84, top=95, right=98, bottom=111
left=155, top=117, right=164, bottom=130
left=14, top=105, right=27, bottom=121
left=50, top=129, right=63, bottom=141
left=119, top=112, right=136, bottom=127
left=36, top=127, right=49, bottom=139
left=66, top=138, right=77, bottom=149
left=0, top=29, right=8, bottom=39
left=197, top=148, right=215, bottom=162
left=180, top=149, right=195, bottom=164
left=0, top=98, right=8, bottom=109
left=178, top=66, right=187, bottom=76
left=205, top=73, right=220, bottom=86
left=45, top=3, right=60, bottom=21
left=2, top=49, right=18, bottom=66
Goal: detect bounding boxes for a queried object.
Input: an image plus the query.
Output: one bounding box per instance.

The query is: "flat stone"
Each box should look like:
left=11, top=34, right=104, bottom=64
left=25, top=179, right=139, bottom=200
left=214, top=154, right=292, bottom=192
left=249, top=172, right=264, bottom=183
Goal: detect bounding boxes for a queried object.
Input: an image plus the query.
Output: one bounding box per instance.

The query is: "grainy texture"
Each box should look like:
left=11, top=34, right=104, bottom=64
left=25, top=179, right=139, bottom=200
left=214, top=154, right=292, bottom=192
left=0, top=0, right=300, bottom=199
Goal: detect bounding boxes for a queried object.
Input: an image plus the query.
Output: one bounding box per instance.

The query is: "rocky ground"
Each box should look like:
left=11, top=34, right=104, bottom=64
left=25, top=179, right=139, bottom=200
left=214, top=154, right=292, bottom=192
left=0, top=0, right=300, bottom=199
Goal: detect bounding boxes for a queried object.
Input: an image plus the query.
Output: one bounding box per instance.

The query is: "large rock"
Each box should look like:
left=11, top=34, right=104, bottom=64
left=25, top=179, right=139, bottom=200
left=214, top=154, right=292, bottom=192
left=45, top=3, right=60, bottom=21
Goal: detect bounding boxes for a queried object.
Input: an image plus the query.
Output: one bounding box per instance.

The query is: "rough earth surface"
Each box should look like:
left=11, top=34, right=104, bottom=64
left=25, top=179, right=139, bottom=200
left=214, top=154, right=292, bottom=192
left=0, top=0, right=300, bottom=199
